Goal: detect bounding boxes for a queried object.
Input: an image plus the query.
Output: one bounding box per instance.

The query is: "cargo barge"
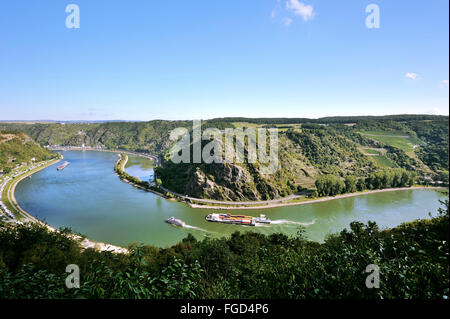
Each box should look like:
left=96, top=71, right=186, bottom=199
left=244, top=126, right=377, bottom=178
left=206, top=213, right=271, bottom=226
left=57, top=161, right=70, bottom=171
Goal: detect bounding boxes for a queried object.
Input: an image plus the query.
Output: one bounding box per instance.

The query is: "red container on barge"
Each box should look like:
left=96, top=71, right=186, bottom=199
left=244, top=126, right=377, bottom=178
left=57, top=161, right=70, bottom=171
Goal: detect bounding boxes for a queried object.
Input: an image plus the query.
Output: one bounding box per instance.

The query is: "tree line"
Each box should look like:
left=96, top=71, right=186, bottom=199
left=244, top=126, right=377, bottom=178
left=314, top=168, right=416, bottom=197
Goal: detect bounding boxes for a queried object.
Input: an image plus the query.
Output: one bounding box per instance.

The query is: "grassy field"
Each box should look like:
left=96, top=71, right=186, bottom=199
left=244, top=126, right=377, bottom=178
left=231, top=122, right=302, bottom=132
left=371, top=154, right=396, bottom=167
left=358, top=146, right=396, bottom=168
left=125, top=155, right=154, bottom=169
left=231, top=122, right=261, bottom=129
left=358, top=130, right=424, bottom=156
left=362, top=148, right=382, bottom=155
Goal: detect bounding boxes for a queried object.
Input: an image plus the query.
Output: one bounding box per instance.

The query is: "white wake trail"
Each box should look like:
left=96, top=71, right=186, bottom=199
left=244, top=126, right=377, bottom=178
left=183, top=224, right=211, bottom=232
left=270, top=219, right=316, bottom=226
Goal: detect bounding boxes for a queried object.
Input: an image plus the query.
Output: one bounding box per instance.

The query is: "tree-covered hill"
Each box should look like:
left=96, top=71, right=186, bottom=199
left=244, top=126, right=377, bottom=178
left=0, top=131, right=57, bottom=172
left=206, top=114, right=447, bottom=125
left=0, top=121, right=192, bottom=154
left=156, top=118, right=448, bottom=201
left=1, top=115, right=448, bottom=200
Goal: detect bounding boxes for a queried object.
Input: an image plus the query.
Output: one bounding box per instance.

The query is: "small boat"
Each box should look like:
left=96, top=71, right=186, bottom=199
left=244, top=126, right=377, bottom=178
left=254, top=214, right=271, bottom=224
left=165, top=216, right=185, bottom=227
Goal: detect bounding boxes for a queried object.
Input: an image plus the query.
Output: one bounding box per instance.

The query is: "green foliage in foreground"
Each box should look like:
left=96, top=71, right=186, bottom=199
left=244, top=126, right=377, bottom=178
left=0, top=197, right=448, bottom=299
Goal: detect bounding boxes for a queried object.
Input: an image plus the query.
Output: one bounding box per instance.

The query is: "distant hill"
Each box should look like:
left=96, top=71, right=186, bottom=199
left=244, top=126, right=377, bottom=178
left=0, top=120, right=140, bottom=124
left=0, top=121, right=193, bottom=154
left=206, top=114, right=448, bottom=125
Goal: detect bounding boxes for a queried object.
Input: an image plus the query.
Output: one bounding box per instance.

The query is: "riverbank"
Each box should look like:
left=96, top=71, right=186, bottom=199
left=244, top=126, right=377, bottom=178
left=48, top=146, right=159, bottom=164
left=115, top=153, right=446, bottom=210
left=118, top=159, right=446, bottom=210
left=2, top=156, right=128, bottom=254
left=46, top=149, right=449, bottom=212
left=11, top=150, right=448, bottom=247
left=188, top=186, right=448, bottom=210
left=7, top=157, right=62, bottom=221
left=114, top=153, right=169, bottom=199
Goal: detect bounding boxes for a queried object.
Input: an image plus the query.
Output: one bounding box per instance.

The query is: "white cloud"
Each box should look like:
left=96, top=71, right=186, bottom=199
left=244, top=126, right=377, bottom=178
left=427, top=107, right=444, bottom=115
left=286, top=0, right=314, bottom=21
left=440, top=80, right=449, bottom=88
left=282, top=17, right=293, bottom=26
left=405, top=73, right=419, bottom=80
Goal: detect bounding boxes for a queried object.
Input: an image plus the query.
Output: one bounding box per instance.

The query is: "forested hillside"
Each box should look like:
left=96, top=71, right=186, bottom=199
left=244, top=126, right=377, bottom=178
left=157, top=117, right=448, bottom=201
left=0, top=131, right=57, bottom=172
left=1, top=115, right=448, bottom=200
left=0, top=121, right=192, bottom=154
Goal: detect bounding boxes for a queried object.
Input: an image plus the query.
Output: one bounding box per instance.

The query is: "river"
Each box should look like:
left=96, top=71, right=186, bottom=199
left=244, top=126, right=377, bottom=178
left=14, top=151, right=446, bottom=247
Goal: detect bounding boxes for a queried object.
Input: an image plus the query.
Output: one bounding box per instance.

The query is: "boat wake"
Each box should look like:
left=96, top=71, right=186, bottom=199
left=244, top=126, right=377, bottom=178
left=270, top=219, right=316, bottom=226
left=183, top=224, right=210, bottom=232
left=254, top=223, right=271, bottom=227
left=166, top=216, right=213, bottom=233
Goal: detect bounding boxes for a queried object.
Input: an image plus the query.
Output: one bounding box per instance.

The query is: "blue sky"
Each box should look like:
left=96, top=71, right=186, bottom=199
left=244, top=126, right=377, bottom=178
left=0, top=0, right=448, bottom=121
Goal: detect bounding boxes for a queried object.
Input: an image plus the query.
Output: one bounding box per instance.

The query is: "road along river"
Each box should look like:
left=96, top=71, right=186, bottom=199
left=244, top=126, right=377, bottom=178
left=14, top=151, right=447, bottom=248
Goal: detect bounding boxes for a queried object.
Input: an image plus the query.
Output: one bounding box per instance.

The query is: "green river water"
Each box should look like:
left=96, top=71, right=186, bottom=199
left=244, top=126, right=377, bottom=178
left=15, top=151, right=446, bottom=247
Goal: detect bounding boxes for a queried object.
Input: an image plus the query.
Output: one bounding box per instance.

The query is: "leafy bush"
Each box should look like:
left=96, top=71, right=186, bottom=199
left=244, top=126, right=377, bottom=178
left=0, top=196, right=448, bottom=299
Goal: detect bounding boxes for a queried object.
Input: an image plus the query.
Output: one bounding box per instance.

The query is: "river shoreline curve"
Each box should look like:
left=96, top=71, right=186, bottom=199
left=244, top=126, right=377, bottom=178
left=188, top=186, right=448, bottom=210
left=48, top=148, right=448, bottom=211
left=11, top=150, right=448, bottom=247
left=5, top=156, right=128, bottom=254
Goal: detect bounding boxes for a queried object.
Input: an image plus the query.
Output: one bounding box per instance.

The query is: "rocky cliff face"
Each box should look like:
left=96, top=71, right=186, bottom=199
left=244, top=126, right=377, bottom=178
left=155, top=130, right=381, bottom=201
left=157, top=155, right=296, bottom=201
left=184, top=163, right=263, bottom=201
